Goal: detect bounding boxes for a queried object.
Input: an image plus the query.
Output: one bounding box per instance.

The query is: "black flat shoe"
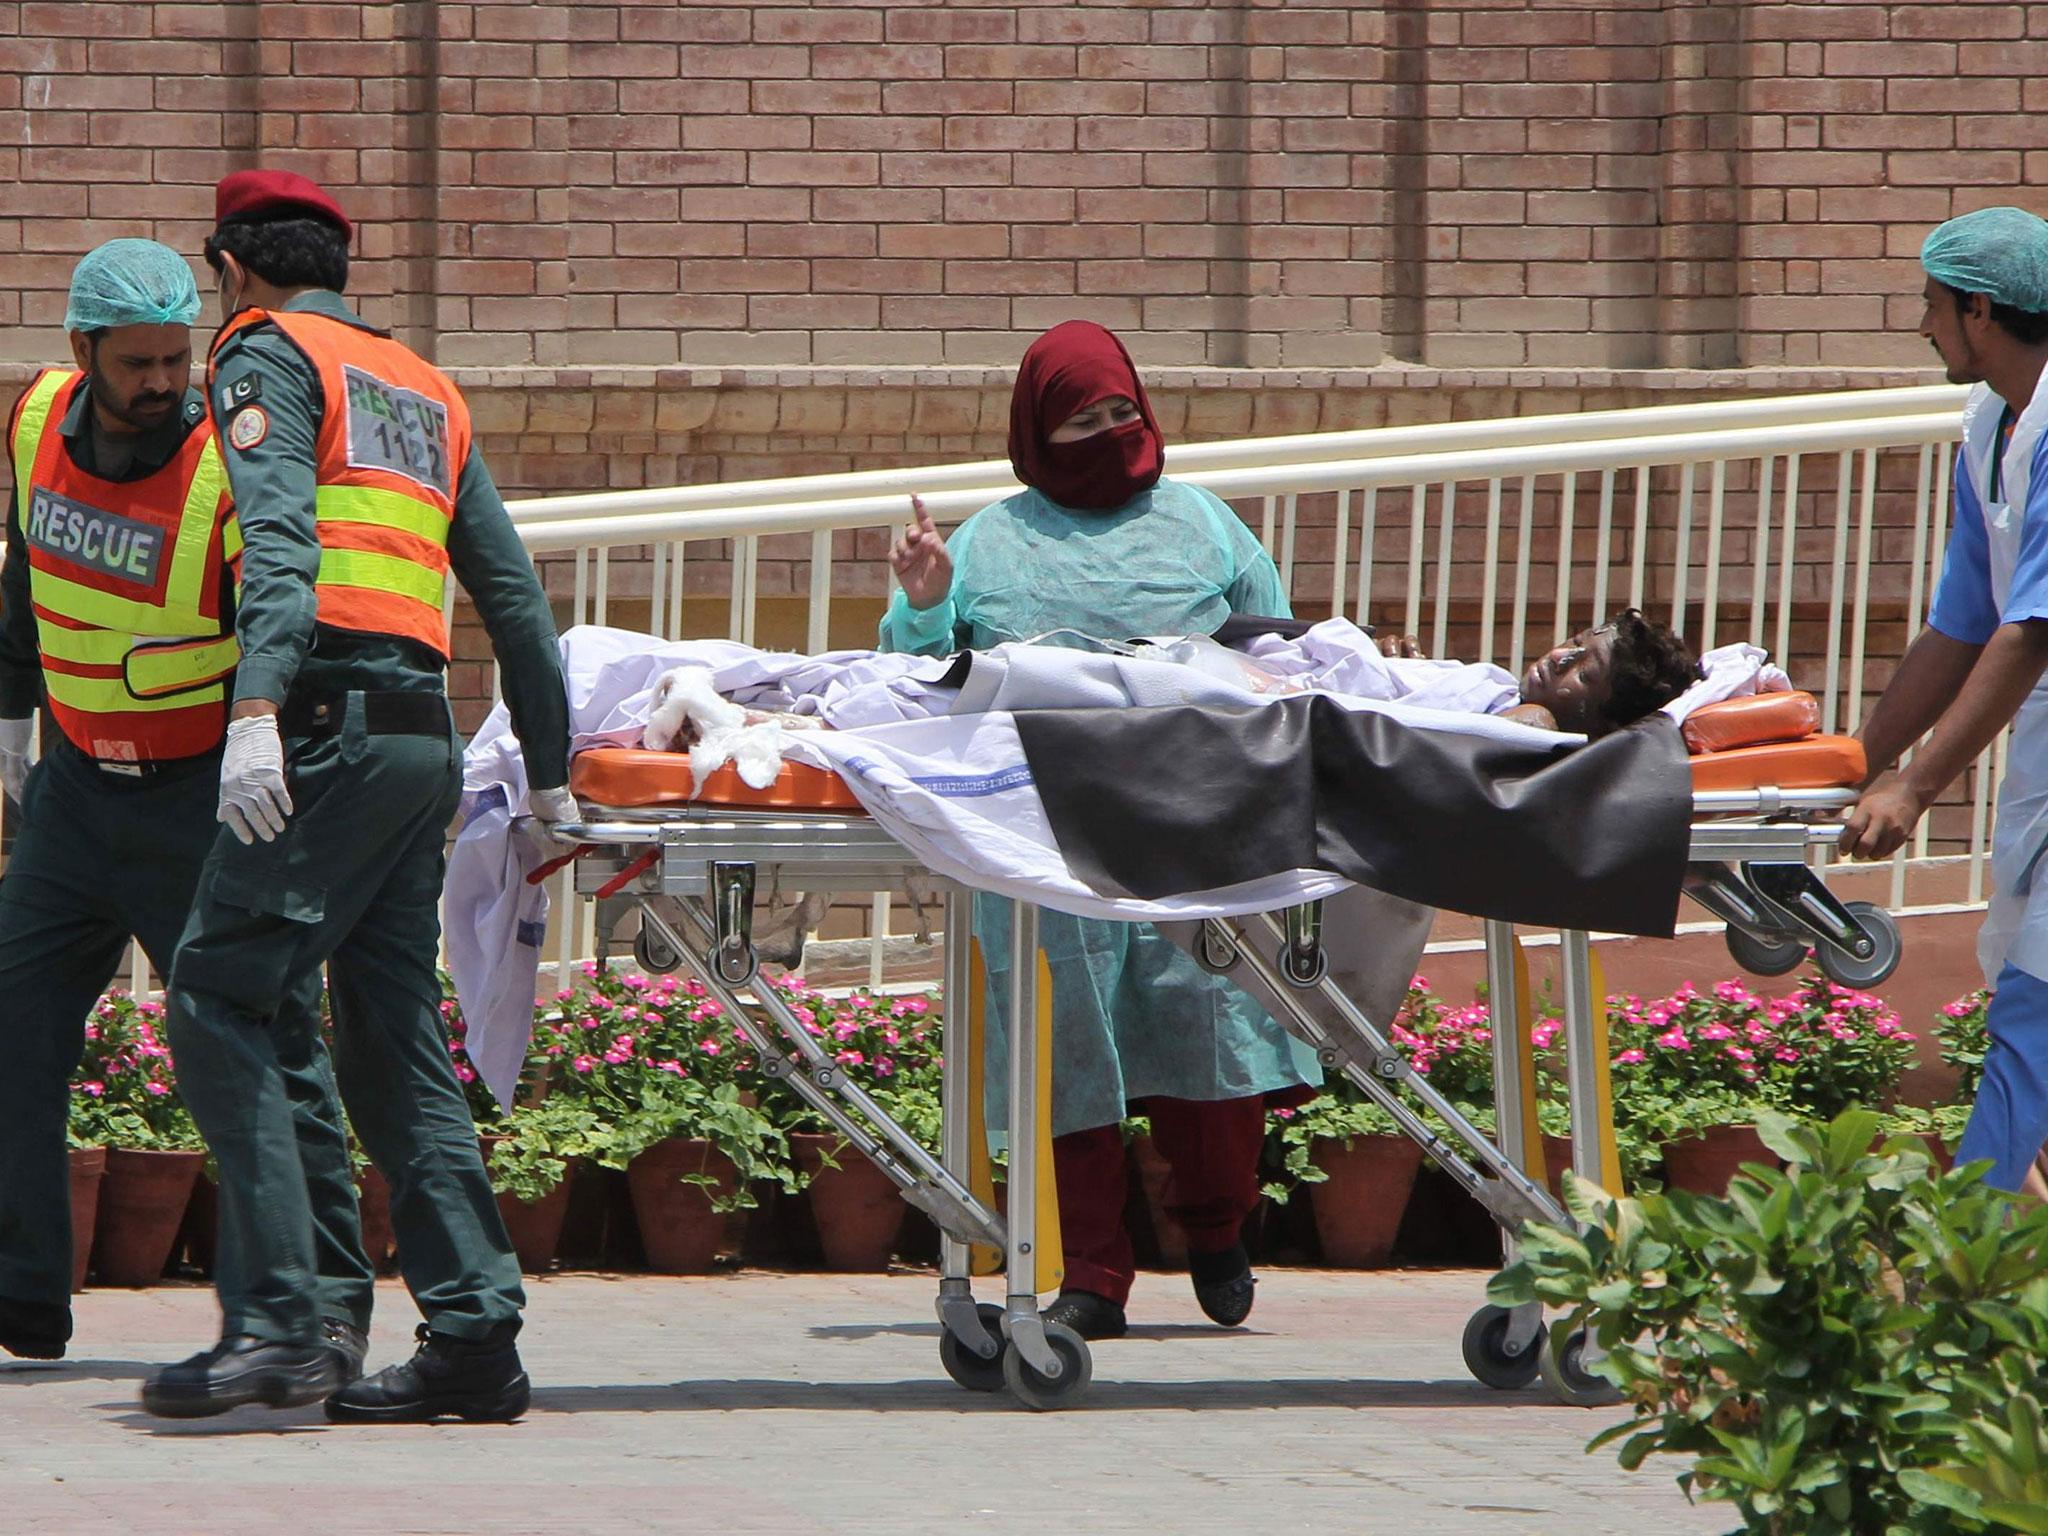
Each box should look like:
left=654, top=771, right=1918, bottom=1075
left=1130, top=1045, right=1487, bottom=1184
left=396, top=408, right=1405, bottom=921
left=141, top=1335, right=340, bottom=1419
left=1190, top=1243, right=1256, bottom=1327
left=1042, top=1289, right=1128, bottom=1341
left=0, top=1295, right=70, bottom=1361
left=325, top=1323, right=529, bottom=1424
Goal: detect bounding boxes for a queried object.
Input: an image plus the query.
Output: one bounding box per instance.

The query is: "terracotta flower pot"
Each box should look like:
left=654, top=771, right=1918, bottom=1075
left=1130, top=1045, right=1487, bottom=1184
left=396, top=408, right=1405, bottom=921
left=67, top=1147, right=106, bottom=1294
left=498, top=1175, right=577, bottom=1276
left=1128, top=1133, right=1189, bottom=1266
left=1541, top=1134, right=1575, bottom=1201
left=626, top=1139, right=738, bottom=1274
left=1307, top=1134, right=1424, bottom=1268
left=91, top=1148, right=204, bottom=1287
left=1662, top=1124, right=1774, bottom=1197
left=792, top=1133, right=905, bottom=1272
left=477, top=1134, right=576, bottom=1275
left=358, top=1166, right=396, bottom=1275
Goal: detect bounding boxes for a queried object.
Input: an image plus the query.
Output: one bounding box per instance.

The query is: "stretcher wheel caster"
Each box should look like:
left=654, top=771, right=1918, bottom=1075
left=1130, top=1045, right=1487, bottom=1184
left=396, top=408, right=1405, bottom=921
left=1278, top=945, right=1328, bottom=989
left=1540, top=1326, right=1619, bottom=1408
left=1722, top=923, right=1807, bottom=977
left=1814, top=901, right=1902, bottom=989
left=1461, top=1304, right=1542, bottom=1391
left=1001, top=1322, right=1092, bottom=1410
left=938, top=1303, right=1008, bottom=1393
left=1194, top=923, right=1239, bottom=976
left=632, top=927, right=683, bottom=976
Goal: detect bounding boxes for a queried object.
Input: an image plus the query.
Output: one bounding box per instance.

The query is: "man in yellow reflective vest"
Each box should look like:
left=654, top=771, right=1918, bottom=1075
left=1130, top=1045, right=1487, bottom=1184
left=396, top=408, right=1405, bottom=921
left=142, top=172, right=574, bottom=1423
left=0, top=240, right=371, bottom=1369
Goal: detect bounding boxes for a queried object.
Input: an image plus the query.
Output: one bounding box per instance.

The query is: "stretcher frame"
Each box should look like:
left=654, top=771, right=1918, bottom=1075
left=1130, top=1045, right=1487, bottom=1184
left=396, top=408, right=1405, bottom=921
left=547, top=779, right=1887, bottom=1410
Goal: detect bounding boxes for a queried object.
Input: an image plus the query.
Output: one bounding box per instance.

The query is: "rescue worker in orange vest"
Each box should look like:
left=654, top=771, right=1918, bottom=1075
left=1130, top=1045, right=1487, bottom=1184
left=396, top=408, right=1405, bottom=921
left=141, top=174, right=574, bottom=1422
left=0, top=240, right=372, bottom=1369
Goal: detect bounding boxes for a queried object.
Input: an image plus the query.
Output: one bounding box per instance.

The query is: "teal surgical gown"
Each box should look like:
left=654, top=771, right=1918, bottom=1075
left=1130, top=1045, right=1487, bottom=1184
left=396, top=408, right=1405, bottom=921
left=879, top=478, right=1322, bottom=1136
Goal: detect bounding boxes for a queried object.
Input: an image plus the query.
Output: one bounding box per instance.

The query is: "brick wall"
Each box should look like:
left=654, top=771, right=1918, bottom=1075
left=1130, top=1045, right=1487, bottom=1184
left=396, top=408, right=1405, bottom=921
left=2, top=0, right=2039, bottom=377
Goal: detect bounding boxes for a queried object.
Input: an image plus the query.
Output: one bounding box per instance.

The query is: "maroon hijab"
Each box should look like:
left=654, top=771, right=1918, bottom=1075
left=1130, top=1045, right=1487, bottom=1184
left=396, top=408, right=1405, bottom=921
left=1007, top=320, right=1165, bottom=511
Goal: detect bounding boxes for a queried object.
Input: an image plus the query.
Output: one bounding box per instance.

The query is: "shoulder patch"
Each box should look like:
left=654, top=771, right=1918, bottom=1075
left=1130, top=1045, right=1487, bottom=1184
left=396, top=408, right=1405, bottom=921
left=227, top=405, right=270, bottom=451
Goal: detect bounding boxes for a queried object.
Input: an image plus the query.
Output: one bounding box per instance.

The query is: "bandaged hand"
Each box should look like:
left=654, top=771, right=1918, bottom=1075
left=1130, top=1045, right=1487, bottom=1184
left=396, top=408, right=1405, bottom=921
left=218, top=713, right=292, bottom=844
left=0, top=715, right=34, bottom=803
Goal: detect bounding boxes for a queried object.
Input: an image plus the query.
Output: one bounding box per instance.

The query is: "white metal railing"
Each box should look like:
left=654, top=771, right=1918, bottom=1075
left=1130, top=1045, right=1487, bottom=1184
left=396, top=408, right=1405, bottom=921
left=504, top=385, right=1981, bottom=980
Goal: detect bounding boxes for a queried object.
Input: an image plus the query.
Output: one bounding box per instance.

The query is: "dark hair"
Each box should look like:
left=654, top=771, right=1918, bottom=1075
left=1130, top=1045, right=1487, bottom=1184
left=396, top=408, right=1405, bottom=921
left=203, top=217, right=350, bottom=294
left=1602, top=608, right=1701, bottom=729
left=1938, top=280, right=2048, bottom=346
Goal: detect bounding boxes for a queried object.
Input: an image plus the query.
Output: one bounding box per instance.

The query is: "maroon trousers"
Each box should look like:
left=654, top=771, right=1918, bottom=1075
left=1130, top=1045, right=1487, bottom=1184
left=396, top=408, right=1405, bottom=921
left=1051, top=1094, right=1267, bottom=1306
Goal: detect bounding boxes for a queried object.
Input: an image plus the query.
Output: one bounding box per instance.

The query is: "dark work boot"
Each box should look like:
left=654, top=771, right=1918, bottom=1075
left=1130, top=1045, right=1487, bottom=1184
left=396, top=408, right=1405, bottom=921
left=321, top=1318, right=369, bottom=1386
left=141, top=1336, right=340, bottom=1418
left=324, top=1322, right=529, bottom=1424
left=0, top=1295, right=71, bottom=1361
left=1190, top=1242, right=1256, bottom=1327
left=1042, top=1289, right=1128, bottom=1341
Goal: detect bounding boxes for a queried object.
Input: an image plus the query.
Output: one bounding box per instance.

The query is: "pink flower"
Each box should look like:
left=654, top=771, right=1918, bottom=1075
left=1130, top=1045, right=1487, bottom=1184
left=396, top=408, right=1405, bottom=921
left=602, top=1049, right=631, bottom=1065
left=1613, top=1048, right=1648, bottom=1065
left=145, top=1080, right=169, bottom=1097
left=454, top=1064, right=477, bottom=1084
left=578, top=1016, right=599, bottom=1032
left=835, top=1049, right=866, bottom=1067
left=82, top=1081, right=104, bottom=1097
left=699, top=1038, right=722, bottom=1056
left=554, top=989, right=575, bottom=1003
left=1698, top=1023, right=1736, bottom=1042
left=1774, top=1047, right=1801, bottom=1063
left=572, top=1055, right=597, bottom=1074
left=1654, top=1028, right=1692, bottom=1051
left=657, top=1059, right=687, bottom=1077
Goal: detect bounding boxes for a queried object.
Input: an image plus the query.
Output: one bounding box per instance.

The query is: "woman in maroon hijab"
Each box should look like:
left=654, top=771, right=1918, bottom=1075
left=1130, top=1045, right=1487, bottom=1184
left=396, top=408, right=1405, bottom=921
left=880, top=322, right=1316, bottom=1341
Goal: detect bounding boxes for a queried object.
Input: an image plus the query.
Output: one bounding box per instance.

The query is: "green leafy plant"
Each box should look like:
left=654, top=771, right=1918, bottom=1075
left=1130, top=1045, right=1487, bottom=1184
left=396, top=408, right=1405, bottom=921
left=1935, top=989, right=1990, bottom=1101
left=1490, top=1109, right=2048, bottom=1534
left=1264, top=1084, right=1400, bottom=1201
left=68, top=990, right=203, bottom=1151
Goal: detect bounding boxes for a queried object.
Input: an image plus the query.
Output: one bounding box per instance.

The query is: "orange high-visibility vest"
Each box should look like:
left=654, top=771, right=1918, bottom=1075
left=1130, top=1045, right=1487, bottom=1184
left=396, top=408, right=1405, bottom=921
left=6, top=369, right=240, bottom=764
left=209, top=307, right=471, bottom=657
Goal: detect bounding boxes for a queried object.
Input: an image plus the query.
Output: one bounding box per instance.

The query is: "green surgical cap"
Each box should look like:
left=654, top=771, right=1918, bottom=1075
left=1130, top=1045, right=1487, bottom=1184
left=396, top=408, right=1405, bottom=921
left=1921, top=207, right=2048, bottom=313
left=63, top=238, right=201, bottom=333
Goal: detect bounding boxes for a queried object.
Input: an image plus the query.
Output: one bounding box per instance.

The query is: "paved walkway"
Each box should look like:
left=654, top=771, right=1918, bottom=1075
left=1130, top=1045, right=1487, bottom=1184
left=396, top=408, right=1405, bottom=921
left=2, top=1268, right=1721, bottom=1536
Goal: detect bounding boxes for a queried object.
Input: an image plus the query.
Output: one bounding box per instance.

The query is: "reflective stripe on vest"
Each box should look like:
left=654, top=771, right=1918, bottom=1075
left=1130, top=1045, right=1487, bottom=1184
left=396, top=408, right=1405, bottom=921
left=7, top=370, right=239, bottom=761
left=210, top=308, right=468, bottom=657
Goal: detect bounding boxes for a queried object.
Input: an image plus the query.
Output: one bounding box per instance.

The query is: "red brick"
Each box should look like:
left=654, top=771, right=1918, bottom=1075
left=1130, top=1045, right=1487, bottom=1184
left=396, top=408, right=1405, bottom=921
left=946, top=116, right=1075, bottom=152
left=944, top=260, right=1075, bottom=296
left=813, top=43, right=940, bottom=78
left=950, top=44, right=1077, bottom=79
left=814, top=259, right=945, bottom=294
left=1888, top=149, right=2022, bottom=185
left=1823, top=40, right=1956, bottom=74
left=881, top=80, right=1012, bottom=114
left=815, top=117, right=943, bottom=151
left=567, top=42, right=677, bottom=78
left=755, top=8, right=884, bottom=43
left=886, top=10, right=1015, bottom=44
left=749, top=150, right=879, bottom=186
left=677, top=43, right=810, bottom=78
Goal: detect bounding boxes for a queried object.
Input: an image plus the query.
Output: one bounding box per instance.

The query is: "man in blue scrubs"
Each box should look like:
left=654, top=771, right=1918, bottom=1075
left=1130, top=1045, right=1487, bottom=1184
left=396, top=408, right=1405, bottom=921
left=1844, top=206, right=2048, bottom=1191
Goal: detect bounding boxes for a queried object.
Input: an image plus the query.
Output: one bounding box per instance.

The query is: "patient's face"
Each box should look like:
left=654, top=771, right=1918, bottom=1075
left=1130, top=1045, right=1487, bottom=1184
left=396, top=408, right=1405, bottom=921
left=1522, top=625, right=1617, bottom=736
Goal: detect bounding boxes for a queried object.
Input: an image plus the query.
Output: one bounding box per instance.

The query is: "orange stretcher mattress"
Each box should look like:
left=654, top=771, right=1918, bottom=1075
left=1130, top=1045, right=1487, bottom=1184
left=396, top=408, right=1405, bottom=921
left=1688, top=735, right=1865, bottom=793
left=569, top=748, right=866, bottom=812
left=1683, top=690, right=1822, bottom=754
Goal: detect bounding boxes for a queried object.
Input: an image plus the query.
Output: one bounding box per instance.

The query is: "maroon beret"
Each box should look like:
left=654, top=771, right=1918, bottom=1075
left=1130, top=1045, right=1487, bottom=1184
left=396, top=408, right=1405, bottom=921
left=213, top=169, right=352, bottom=240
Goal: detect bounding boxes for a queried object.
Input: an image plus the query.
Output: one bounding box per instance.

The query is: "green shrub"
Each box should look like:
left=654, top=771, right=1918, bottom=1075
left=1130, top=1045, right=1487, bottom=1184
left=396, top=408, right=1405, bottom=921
left=1490, top=1110, right=2048, bottom=1534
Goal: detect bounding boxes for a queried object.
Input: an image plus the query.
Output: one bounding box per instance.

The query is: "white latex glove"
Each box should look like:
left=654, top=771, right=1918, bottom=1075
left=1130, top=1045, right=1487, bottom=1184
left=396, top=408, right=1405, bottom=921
left=529, top=784, right=579, bottom=826
left=0, top=716, right=33, bottom=804
left=218, top=713, right=292, bottom=845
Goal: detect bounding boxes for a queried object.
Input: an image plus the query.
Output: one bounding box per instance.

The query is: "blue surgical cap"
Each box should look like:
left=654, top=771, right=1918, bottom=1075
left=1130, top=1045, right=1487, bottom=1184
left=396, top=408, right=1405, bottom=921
left=1921, top=207, right=2048, bottom=313
left=63, top=238, right=202, bottom=333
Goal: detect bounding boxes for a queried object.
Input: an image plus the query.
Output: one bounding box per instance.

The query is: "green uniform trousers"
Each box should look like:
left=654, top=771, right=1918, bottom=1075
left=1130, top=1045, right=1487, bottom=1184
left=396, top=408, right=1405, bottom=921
left=166, top=691, right=522, bottom=1345
left=0, top=737, right=370, bottom=1330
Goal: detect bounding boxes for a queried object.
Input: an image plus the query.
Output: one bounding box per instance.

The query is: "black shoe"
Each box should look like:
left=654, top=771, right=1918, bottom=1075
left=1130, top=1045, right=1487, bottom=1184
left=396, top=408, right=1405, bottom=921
left=1190, top=1243, right=1256, bottom=1327
left=1042, top=1289, right=1128, bottom=1341
left=0, top=1295, right=70, bottom=1361
left=321, top=1318, right=369, bottom=1386
left=141, top=1336, right=340, bottom=1419
left=324, top=1323, right=529, bottom=1424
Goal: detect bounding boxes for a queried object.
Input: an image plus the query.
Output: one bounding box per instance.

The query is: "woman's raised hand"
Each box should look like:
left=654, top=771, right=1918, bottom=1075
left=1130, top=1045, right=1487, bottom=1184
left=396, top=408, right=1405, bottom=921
left=888, top=495, right=953, bottom=611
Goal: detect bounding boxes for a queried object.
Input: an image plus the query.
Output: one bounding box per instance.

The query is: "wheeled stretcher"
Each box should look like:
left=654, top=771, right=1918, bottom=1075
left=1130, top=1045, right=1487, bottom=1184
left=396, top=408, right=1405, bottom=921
left=543, top=689, right=1892, bottom=1410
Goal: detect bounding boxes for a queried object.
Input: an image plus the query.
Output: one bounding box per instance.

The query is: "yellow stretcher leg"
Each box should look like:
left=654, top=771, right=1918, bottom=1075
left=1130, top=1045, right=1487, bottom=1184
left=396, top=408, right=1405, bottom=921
left=966, top=939, right=1001, bottom=1276
left=1029, top=945, right=1064, bottom=1294
left=1586, top=949, right=1623, bottom=1193
left=1508, top=937, right=1547, bottom=1177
